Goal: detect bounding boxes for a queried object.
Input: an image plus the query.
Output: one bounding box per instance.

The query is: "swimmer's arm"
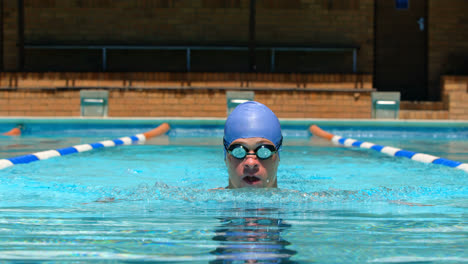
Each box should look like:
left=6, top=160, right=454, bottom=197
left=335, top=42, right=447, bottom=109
left=83, top=197, right=143, bottom=204
left=388, top=200, right=434, bottom=207
left=209, top=187, right=226, bottom=190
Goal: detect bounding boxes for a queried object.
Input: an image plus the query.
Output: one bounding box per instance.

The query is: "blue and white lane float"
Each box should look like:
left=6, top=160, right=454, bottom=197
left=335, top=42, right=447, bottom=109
left=0, top=123, right=170, bottom=170
left=309, top=125, right=468, bottom=173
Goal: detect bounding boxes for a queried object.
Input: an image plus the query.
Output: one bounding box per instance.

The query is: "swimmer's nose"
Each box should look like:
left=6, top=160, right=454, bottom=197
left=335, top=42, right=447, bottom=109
left=243, top=155, right=259, bottom=170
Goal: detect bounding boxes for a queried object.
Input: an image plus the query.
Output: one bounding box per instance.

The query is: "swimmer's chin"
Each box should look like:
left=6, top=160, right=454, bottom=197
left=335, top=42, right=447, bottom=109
left=224, top=184, right=278, bottom=189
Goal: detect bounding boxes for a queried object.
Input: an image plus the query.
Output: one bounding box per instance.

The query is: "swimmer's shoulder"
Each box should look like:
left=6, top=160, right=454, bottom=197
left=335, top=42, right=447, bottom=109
left=209, top=187, right=228, bottom=191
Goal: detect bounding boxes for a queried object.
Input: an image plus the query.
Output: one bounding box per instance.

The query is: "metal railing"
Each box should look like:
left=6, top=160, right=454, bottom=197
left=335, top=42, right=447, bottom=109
left=24, top=44, right=359, bottom=72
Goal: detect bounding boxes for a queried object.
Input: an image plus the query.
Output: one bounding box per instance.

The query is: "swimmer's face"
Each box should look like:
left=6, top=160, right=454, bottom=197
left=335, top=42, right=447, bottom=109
left=225, top=137, right=279, bottom=189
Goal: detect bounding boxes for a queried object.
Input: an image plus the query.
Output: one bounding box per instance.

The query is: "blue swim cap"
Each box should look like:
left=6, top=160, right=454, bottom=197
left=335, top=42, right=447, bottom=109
left=224, top=101, right=282, bottom=149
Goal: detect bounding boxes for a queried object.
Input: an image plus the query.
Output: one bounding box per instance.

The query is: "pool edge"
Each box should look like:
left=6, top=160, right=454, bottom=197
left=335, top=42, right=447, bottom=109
left=0, top=116, right=467, bottom=128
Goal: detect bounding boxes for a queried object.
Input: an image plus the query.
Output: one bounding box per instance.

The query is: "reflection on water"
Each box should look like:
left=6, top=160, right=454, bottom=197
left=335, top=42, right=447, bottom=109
left=210, top=209, right=297, bottom=263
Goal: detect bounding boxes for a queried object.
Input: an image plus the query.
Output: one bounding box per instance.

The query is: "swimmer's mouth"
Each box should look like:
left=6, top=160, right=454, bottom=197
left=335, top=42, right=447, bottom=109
left=243, top=176, right=261, bottom=185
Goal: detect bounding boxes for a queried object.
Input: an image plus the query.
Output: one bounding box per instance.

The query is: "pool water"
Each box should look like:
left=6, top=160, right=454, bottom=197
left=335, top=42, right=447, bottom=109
left=0, top=124, right=467, bottom=263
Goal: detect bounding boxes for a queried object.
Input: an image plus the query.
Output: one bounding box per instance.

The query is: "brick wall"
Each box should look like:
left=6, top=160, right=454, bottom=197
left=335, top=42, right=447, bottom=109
left=256, top=91, right=371, bottom=118
left=2, top=0, right=374, bottom=73
left=3, top=0, right=19, bottom=70
left=399, top=101, right=449, bottom=120
left=398, top=75, right=468, bottom=120
left=106, top=89, right=371, bottom=118
left=442, top=76, right=468, bottom=120
left=108, top=89, right=227, bottom=117
left=428, top=0, right=468, bottom=100
left=0, top=72, right=373, bottom=118
left=2, top=0, right=468, bottom=106
left=23, top=0, right=250, bottom=45
left=399, top=110, right=449, bottom=120
left=0, top=72, right=466, bottom=120
left=0, top=88, right=372, bottom=118
left=255, top=0, right=374, bottom=73
left=0, top=90, right=80, bottom=116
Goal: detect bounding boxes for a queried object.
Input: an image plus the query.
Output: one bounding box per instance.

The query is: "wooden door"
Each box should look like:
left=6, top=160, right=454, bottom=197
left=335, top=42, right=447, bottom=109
left=374, top=0, right=427, bottom=100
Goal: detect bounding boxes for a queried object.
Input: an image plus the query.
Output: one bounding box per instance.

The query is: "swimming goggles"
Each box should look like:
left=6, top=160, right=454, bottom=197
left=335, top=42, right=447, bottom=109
left=224, top=143, right=278, bottom=160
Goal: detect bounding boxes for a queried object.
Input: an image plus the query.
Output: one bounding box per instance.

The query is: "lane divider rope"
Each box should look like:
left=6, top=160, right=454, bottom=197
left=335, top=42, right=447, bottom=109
left=309, top=125, right=468, bottom=173
left=0, top=123, right=170, bottom=170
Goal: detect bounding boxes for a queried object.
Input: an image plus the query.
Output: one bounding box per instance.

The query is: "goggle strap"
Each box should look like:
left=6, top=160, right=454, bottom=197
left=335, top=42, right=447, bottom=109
left=276, top=136, right=283, bottom=150
left=223, top=137, right=230, bottom=151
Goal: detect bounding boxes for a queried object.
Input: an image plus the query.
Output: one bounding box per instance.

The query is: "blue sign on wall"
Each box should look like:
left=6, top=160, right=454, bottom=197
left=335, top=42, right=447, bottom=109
left=395, top=0, right=409, bottom=9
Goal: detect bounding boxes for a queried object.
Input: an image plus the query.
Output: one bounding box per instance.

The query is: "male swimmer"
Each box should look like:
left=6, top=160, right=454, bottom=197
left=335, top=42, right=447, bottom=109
left=223, top=101, right=282, bottom=189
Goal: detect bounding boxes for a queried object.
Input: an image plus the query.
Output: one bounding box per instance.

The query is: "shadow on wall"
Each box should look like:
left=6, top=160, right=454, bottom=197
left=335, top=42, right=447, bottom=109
left=445, top=54, right=468, bottom=75
left=0, top=72, right=371, bottom=90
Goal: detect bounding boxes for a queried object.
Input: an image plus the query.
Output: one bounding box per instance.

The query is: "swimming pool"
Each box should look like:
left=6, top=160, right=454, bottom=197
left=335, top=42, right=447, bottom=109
left=0, top=119, right=467, bottom=263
